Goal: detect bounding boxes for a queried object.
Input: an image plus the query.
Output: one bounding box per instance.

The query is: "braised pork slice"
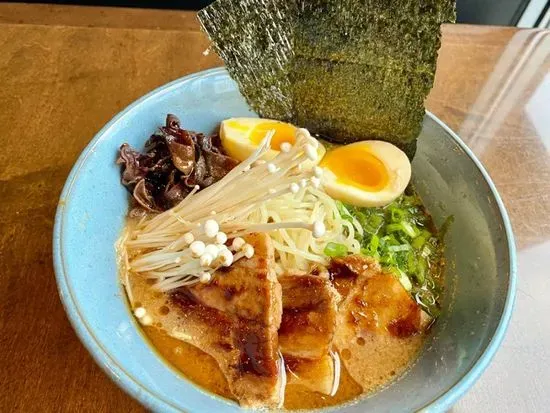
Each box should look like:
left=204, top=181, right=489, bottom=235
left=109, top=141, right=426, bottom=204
left=136, top=233, right=284, bottom=408
left=279, top=273, right=340, bottom=395
left=279, top=274, right=339, bottom=359
left=187, top=234, right=281, bottom=326
left=329, top=256, right=427, bottom=390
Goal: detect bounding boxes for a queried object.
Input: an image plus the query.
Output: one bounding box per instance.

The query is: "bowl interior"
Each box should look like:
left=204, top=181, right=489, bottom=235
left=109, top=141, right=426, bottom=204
left=54, top=68, right=514, bottom=413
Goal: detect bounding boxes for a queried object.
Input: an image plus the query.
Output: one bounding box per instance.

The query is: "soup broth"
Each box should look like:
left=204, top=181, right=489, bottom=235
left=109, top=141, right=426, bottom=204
left=141, top=317, right=423, bottom=410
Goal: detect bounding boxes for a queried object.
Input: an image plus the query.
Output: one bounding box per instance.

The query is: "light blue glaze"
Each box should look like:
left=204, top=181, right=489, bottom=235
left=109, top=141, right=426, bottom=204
left=53, top=68, right=516, bottom=413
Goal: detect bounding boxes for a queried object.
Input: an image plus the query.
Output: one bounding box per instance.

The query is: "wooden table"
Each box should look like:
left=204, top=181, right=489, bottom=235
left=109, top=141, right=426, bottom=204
left=1, top=3, right=549, bottom=412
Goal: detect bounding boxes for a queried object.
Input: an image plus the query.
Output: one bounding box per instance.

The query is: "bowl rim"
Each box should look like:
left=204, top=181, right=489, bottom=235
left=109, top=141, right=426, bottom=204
left=53, top=67, right=517, bottom=413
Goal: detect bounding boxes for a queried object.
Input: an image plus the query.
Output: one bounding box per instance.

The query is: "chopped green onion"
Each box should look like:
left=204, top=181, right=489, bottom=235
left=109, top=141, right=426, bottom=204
left=380, top=254, right=394, bottom=265
left=324, top=242, right=348, bottom=257
left=381, top=234, right=400, bottom=246
left=367, top=214, right=384, bottom=233
left=407, top=250, right=417, bottom=273
left=412, top=229, right=431, bottom=249
left=336, top=201, right=353, bottom=221
left=421, top=243, right=434, bottom=258
left=389, top=206, right=405, bottom=222
left=385, top=223, right=402, bottom=233
left=395, top=268, right=412, bottom=291
left=400, top=221, right=420, bottom=238
left=386, top=221, right=419, bottom=238
left=416, top=258, right=427, bottom=283
left=369, top=234, right=379, bottom=252
left=388, top=244, right=411, bottom=252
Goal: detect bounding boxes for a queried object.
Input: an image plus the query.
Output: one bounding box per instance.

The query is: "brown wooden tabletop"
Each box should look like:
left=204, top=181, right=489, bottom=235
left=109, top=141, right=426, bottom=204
left=1, top=3, right=549, bottom=412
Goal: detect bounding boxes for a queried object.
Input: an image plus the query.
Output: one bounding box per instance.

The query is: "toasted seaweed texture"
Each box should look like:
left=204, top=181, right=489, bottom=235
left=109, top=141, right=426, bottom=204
left=198, top=0, right=455, bottom=159
left=198, top=0, right=296, bottom=121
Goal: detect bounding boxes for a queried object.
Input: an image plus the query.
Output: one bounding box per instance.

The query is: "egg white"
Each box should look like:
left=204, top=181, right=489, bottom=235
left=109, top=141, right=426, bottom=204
left=220, top=118, right=282, bottom=161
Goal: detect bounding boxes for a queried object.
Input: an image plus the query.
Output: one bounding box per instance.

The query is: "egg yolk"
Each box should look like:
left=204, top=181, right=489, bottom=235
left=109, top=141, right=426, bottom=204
left=249, top=121, right=296, bottom=150
left=321, top=145, right=389, bottom=191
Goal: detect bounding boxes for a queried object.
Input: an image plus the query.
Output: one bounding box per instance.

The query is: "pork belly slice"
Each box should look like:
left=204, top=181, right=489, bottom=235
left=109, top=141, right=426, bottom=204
left=329, top=256, right=429, bottom=390
left=279, top=274, right=339, bottom=359
left=161, top=233, right=284, bottom=408
left=279, top=273, right=340, bottom=395
left=187, top=233, right=281, bottom=325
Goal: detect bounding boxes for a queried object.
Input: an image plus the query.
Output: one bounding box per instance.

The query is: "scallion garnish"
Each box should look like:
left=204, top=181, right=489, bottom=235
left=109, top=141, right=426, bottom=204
left=324, top=242, right=348, bottom=257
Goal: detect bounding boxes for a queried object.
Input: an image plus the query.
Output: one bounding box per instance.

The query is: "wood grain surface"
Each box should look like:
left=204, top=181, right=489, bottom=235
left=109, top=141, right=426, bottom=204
left=1, top=3, right=548, bottom=412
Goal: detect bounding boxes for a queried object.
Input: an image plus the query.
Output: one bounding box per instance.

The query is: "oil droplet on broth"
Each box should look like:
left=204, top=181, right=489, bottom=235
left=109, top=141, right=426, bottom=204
left=341, top=348, right=352, bottom=360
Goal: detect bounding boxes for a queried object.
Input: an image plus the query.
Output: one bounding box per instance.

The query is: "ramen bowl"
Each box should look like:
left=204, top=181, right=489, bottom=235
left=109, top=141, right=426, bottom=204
left=53, top=67, right=516, bottom=413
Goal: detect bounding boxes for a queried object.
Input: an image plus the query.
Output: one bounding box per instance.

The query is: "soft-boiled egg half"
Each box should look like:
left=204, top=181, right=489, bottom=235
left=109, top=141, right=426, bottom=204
left=320, top=141, right=411, bottom=207
left=220, top=118, right=325, bottom=162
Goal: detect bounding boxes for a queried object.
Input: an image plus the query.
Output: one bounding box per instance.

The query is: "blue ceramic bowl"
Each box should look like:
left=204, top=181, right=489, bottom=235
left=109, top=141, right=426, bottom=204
left=53, top=68, right=516, bottom=412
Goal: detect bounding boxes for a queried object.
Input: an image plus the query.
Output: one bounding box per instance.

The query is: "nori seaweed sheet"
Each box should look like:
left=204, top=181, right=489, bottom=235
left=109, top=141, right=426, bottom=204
left=198, top=0, right=455, bottom=158
left=198, top=0, right=296, bottom=121
left=291, top=58, right=430, bottom=156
